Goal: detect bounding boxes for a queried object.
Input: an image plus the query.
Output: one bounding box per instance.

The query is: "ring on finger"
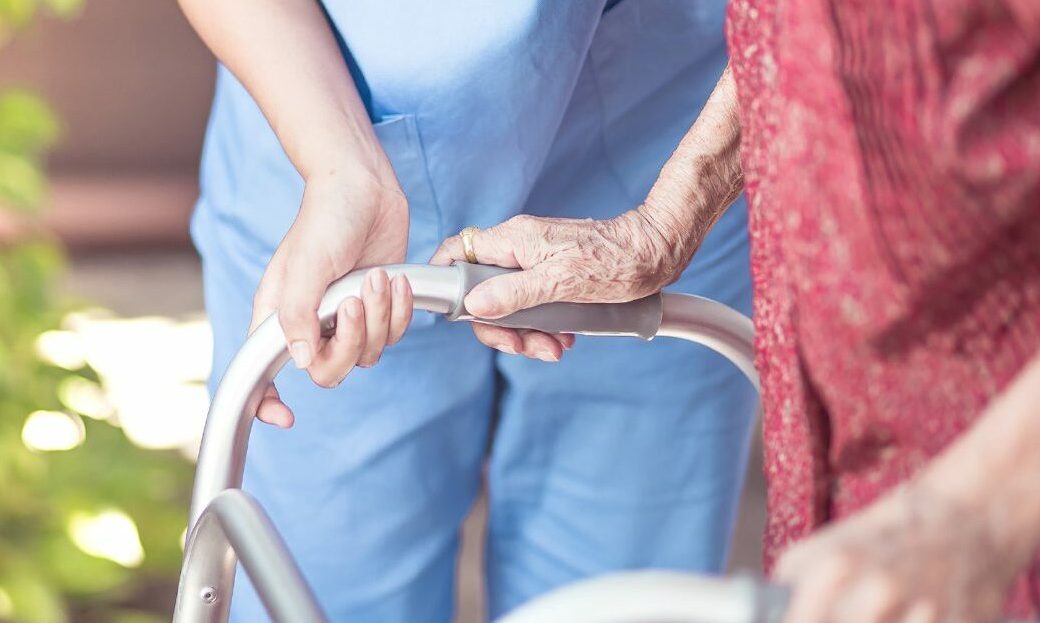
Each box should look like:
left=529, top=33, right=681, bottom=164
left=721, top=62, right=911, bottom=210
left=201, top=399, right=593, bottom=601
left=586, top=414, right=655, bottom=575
left=460, top=226, right=480, bottom=264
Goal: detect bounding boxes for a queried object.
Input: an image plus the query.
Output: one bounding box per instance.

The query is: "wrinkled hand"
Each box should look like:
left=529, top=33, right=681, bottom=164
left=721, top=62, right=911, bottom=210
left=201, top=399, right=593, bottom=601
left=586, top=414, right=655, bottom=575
left=250, top=167, right=413, bottom=428
left=776, top=483, right=1020, bottom=623
left=429, top=208, right=692, bottom=360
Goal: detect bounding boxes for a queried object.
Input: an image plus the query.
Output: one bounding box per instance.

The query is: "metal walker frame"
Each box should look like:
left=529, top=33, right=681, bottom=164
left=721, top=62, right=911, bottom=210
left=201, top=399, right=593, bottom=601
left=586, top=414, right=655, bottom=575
left=172, top=262, right=786, bottom=623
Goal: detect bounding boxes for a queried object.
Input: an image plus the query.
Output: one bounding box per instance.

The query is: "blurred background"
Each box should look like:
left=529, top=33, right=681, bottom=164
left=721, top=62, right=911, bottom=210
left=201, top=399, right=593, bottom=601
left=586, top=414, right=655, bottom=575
left=0, top=2, right=764, bottom=622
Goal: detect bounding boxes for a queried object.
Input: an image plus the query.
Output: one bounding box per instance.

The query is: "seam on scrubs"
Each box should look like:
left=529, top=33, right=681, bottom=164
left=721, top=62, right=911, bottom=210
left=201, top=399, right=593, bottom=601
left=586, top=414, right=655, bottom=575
left=409, top=114, right=444, bottom=247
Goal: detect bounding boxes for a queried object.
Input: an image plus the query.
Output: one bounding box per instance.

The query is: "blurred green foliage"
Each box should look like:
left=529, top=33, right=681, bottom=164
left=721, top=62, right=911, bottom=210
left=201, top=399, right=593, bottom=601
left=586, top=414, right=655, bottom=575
left=1, top=3, right=194, bottom=622
left=0, top=0, right=81, bottom=30
left=0, top=90, right=57, bottom=210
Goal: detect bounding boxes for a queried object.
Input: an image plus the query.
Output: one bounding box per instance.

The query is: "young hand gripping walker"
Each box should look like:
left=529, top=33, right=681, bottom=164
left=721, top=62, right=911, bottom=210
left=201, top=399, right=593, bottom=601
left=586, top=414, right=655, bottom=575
left=172, top=261, right=784, bottom=623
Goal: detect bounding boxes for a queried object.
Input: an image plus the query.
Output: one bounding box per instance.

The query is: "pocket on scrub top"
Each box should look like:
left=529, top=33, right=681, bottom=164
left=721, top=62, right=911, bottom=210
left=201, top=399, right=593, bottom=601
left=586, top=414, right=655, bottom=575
left=371, top=113, right=442, bottom=328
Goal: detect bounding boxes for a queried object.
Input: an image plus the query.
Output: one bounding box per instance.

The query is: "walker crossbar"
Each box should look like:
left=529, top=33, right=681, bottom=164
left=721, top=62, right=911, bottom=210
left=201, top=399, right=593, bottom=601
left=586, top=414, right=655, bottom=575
left=174, top=490, right=328, bottom=622
left=173, top=262, right=767, bottom=623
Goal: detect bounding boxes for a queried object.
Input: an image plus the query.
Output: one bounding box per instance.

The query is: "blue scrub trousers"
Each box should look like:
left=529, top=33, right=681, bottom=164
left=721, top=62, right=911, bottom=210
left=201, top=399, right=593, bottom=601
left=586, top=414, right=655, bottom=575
left=192, top=1, right=756, bottom=621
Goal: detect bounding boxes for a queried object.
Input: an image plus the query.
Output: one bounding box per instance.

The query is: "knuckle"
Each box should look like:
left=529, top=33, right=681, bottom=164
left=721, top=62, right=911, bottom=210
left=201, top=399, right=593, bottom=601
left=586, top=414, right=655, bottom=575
left=278, top=304, right=311, bottom=327
left=507, top=214, right=545, bottom=238
left=346, top=324, right=367, bottom=347
left=367, top=297, right=391, bottom=319
left=383, top=190, right=407, bottom=212
left=252, top=289, right=274, bottom=311
left=438, top=236, right=459, bottom=255
left=508, top=214, right=537, bottom=228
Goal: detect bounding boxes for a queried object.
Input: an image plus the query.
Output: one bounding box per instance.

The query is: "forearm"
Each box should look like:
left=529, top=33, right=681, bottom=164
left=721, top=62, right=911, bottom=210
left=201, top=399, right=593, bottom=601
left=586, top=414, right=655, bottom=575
left=637, top=64, right=744, bottom=260
left=918, top=353, right=1040, bottom=564
left=178, top=0, right=382, bottom=181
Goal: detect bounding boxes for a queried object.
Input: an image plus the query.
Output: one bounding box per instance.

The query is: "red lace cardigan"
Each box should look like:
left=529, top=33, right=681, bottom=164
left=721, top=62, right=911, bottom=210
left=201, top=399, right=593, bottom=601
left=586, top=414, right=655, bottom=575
left=726, top=0, right=1040, bottom=615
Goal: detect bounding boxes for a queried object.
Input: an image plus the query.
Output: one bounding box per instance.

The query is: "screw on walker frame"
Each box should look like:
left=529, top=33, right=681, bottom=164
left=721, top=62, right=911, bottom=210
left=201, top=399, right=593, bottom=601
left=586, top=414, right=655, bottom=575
left=174, top=261, right=771, bottom=623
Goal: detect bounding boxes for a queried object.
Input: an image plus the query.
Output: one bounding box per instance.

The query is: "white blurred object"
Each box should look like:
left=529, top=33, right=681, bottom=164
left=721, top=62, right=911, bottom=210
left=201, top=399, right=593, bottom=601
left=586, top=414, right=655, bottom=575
left=62, top=310, right=212, bottom=456
left=57, top=376, right=114, bottom=420
left=67, top=509, right=145, bottom=568
left=35, top=330, right=88, bottom=370
left=497, top=572, right=769, bottom=623
left=112, top=382, right=209, bottom=450
left=21, top=410, right=86, bottom=452
left=66, top=311, right=211, bottom=384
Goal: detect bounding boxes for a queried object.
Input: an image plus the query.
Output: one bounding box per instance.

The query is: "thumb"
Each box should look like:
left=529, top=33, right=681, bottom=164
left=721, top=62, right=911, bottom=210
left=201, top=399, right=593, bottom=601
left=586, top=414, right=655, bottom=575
left=251, top=280, right=280, bottom=336
left=251, top=244, right=291, bottom=334
left=278, top=252, right=336, bottom=369
left=464, top=265, right=561, bottom=319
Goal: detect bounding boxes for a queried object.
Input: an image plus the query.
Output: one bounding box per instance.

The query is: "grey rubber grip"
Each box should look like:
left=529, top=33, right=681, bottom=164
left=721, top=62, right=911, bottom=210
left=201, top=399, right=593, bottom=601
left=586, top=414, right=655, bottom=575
left=447, top=262, right=663, bottom=340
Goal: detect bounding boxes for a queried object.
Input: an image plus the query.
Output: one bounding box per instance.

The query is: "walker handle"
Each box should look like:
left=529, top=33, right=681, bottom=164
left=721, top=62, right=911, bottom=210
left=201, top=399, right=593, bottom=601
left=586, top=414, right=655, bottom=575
left=447, top=262, right=663, bottom=339
left=176, top=263, right=760, bottom=623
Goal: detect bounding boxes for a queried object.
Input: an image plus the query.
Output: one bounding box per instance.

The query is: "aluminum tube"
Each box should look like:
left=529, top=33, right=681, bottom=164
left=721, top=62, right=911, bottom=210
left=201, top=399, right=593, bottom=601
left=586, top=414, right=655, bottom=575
left=173, top=490, right=328, bottom=623
left=179, top=264, right=461, bottom=623
left=177, top=267, right=765, bottom=623
left=490, top=295, right=770, bottom=623
left=657, top=293, right=759, bottom=392
left=189, top=263, right=461, bottom=527
left=189, top=281, right=754, bottom=529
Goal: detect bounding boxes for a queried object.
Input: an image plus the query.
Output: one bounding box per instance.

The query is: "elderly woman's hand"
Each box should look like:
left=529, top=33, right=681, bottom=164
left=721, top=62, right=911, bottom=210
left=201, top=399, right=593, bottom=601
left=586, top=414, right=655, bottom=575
left=430, top=207, right=696, bottom=360
left=776, top=482, right=1021, bottom=623
left=429, top=64, right=745, bottom=360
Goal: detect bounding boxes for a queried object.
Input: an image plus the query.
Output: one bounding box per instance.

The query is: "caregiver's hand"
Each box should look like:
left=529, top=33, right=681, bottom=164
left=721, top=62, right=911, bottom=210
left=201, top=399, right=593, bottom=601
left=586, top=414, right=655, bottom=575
left=249, top=165, right=413, bottom=428
left=776, top=483, right=1018, bottom=623
left=180, top=0, right=418, bottom=427
left=430, top=207, right=691, bottom=360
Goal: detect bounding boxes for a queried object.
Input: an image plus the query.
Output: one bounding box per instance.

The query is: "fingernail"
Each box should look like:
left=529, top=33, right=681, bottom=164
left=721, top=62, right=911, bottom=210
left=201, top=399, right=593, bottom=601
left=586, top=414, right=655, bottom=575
left=536, top=349, right=558, bottom=362
left=370, top=269, right=386, bottom=293
left=466, top=290, right=494, bottom=316
left=393, top=275, right=409, bottom=294
left=345, top=298, right=362, bottom=319
left=290, top=341, right=312, bottom=368
left=496, top=342, right=517, bottom=355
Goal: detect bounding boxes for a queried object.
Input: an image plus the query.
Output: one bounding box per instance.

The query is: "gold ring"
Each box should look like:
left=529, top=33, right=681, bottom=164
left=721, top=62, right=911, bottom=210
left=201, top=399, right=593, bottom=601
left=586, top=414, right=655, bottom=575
left=460, top=226, right=479, bottom=264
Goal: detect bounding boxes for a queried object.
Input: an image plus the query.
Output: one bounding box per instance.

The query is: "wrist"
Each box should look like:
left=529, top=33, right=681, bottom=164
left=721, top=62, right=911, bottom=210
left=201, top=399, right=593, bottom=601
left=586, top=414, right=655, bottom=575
left=301, top=144, right=400, bottom=197
left=641, top=153, right=743, bottom=256
left=633, top=198, right=696, bottom=252
left=615, top=203, right=696, bottom=290
left=291, top=105, right=390, bottom=184
left=299, top=141, right=390, bottom=183
left=293, top=153, right=405, bottom=226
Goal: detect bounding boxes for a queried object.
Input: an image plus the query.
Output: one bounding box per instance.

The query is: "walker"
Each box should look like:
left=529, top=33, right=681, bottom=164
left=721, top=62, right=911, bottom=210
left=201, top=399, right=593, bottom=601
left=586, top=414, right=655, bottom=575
left=171, top=262, right=788, bottom=623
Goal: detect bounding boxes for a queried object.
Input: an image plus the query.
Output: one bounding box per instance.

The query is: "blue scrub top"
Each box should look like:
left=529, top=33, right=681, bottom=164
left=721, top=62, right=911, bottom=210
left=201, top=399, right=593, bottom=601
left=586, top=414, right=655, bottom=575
left=193, top=5, right=756, bottom=620
left=191, top=0, right=734, bottom=281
